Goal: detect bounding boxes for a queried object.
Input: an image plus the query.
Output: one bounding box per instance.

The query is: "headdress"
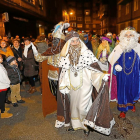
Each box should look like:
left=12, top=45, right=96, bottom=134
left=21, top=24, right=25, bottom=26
left=101, top=37, right=112, bottom=43
left=65, top=31, right=79, bottom=42
left=107, top=32, right=112, bottom=36
left=124, top=26, right=136, bottom=31
left=52, top=22, right=70, bottom=40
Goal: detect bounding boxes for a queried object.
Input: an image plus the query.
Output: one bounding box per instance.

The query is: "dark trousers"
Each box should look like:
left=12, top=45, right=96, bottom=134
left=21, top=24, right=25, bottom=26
left=28, top=76, right=35, bottom=87
left=0, top=91, right=6, bottom=113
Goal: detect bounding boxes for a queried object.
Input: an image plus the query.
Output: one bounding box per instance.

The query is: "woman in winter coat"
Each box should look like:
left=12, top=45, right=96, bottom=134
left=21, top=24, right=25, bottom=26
left=22, top=37, right=38, bottom=94
left=0, top=40, right=14, bottom=57
left=0, top=54, right=13, bottom=118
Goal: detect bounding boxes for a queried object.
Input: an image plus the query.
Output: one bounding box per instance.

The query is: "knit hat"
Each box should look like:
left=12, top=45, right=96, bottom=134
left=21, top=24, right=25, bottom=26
left=6, top=56, right=16, bottom=64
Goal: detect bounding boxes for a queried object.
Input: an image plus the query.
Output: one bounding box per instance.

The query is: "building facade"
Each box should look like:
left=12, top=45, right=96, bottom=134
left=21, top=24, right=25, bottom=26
left=0, top=0, right=63, bottom=38
left=98, top=0, right=117, bottom=35
left=117, top=0, right=140, bottom=34
left=63, top=0, right=101, bottom=34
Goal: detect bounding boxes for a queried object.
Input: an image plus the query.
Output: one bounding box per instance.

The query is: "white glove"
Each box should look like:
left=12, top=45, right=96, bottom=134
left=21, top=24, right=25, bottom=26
left=115, top=64, right=122, bottom=72
left=31, top=42, right=38, bottom=56
left=103, top=74, right=110, bottom=81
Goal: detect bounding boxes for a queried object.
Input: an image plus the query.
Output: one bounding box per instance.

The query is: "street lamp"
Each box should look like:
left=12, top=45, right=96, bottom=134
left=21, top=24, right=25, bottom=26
left=70, top=12, right=73, bottom=15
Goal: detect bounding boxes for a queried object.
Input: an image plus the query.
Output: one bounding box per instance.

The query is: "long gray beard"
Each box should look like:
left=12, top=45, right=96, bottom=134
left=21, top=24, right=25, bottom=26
left=119, top=37, right=137, bottom=52
left=68, top=44, right=81, bottom=66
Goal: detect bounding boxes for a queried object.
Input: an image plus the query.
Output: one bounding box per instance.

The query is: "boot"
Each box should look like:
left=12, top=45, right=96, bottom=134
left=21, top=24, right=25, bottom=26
left=5, top=108, right=10, bottom=112
left=1, top=112, right=13, bottom=118
left=84, top=130, right=90, bottom=136
left=119, top=112, right=126, bottom=118
left=131, top=105, right=136, bottom=112
left=29, top=87, right=37, bottom=94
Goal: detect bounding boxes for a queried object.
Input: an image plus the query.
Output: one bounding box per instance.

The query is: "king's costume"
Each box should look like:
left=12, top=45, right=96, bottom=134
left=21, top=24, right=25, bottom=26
left=108, top=27, right=140, bottom=117
left=55, top=31, right=115, bottom=135
left=32, top=22, right=70, bottom=117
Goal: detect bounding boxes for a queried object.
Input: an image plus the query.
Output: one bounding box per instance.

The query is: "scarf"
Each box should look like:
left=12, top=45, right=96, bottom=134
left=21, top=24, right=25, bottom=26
left=23, top=44, right=31, bottom=58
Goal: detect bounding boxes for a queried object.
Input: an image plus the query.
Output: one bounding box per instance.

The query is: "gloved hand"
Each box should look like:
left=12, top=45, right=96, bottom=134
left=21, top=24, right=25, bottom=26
left=115, top=64, right=122, bottom=72
left=31, top=42, right=38, bottom=56
left=103, top=74, right=110, bottom=81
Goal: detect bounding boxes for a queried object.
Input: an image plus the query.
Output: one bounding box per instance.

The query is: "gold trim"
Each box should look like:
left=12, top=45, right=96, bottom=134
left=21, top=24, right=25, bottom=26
left=68, top=69, right=83, bottom=91
left=59, top=86, right=71, bottom=90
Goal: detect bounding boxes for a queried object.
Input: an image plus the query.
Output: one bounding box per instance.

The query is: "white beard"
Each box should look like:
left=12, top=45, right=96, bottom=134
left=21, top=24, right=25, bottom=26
left=119, top=37, right=137, bottom=52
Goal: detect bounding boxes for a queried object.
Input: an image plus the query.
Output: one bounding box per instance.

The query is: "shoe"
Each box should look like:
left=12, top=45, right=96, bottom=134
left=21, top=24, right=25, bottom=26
left=17, top=100, right=25, bottom=103
left=84, top=130, right=90, bottom=136
left=119, top=112, right=126, bottom=118
left=12, top=103, right=18, bottom=107
left=1, top=112, right=13, bottom=118
left=27, top=87, right=32, bottom=93
left=5, top=108, right=10, bottom=112
left=66, top=127, right=75, bottom=131
left=131, top=105, right=136, bottom=112
left=5, top=100, right=11, bottom=104
left=29, top=87, right=37, bottom=94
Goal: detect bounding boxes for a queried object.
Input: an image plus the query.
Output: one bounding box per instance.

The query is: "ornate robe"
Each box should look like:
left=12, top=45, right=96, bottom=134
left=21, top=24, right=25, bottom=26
left=55, top=40, right=115, bottom=135
left=108, top=43, right=140, bottom=111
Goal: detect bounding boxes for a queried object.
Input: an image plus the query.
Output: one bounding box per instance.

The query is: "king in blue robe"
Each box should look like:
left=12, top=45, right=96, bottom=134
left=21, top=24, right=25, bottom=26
left=113, top=49, right=140, bottom=112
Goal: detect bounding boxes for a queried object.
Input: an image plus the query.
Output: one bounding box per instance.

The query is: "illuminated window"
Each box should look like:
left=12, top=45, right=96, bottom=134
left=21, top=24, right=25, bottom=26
left=71, top=23, right=76, bottom=27
left=85, top=10, right=90, bottom=15
left=24, top=0, right=35, bottom=5
left=77, top=17, right=82, bottom=21
left=39, top=0, right=43, bottom=9
left=118, top=5, right=121, bottom=18
left=77, top=24, right=83, bottom=28
left=126, top=3, right=129, bottom=15
left=85, top=17, right=91, bottom=24
left=85, top=24, right=89, bottom=28
left=134, top=0, right=138, bottom=11
left=93, top=24, right=96, bottom=28
left=70, top=16, right=76, bottom=21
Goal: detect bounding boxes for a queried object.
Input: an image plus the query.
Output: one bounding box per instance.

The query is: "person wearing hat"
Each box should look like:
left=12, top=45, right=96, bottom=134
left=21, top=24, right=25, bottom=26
left=55, top=31, right=114, bottom=136
left=91, top=35, right=99, bottom=55
left=6, top=56, right=25, bottom=107
left=83, top=34, right=93, bottom=52
left=31, top=22, right=70, bottom=117
left=22, top=37, right=38, bottom=94
left=108, top=27, right=140, bottom=118
left=106, top=32, right=115, bottom=52
left=96, top=37, right=112, bottom=72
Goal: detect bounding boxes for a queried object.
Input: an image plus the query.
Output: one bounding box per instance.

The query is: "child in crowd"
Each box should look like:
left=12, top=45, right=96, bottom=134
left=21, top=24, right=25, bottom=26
left=0, top=54, right=13, bottom=118
left=6, top=56, right=25, bottom=107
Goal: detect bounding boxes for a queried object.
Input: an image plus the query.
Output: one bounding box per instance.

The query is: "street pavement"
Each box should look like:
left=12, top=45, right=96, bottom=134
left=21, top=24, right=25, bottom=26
left=0, top=82, right=140, bottom=140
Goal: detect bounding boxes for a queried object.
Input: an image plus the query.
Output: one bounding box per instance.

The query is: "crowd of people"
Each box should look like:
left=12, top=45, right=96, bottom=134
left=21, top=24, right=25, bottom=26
left=0, top=23, right=140, bottom=137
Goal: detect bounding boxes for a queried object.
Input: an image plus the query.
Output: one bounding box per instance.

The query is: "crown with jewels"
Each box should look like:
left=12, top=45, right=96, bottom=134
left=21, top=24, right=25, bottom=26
left=124, top=26, right=136, bottom=31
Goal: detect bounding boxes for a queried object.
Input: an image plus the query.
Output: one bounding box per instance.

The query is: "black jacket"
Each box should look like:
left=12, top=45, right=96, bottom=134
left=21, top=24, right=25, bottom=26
left=12, top=47, right=23, bottom=69
left=6, top=64, right=21, bottom=85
